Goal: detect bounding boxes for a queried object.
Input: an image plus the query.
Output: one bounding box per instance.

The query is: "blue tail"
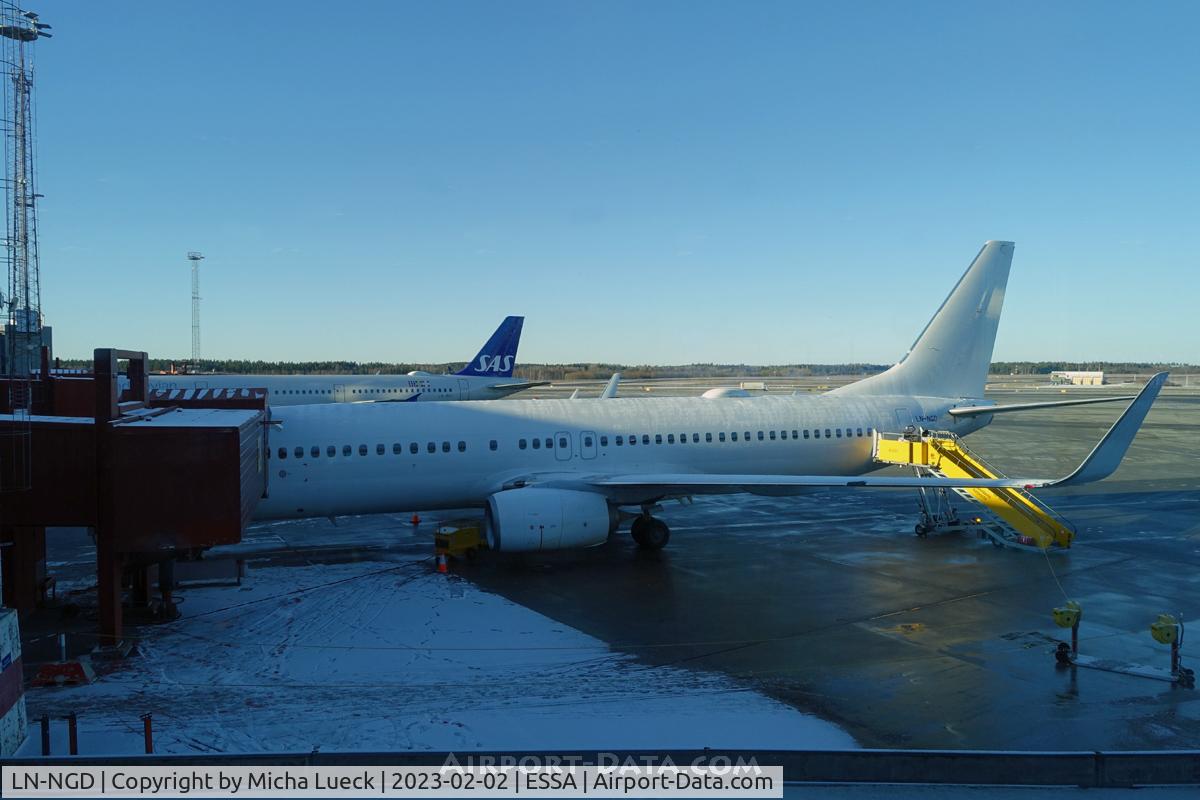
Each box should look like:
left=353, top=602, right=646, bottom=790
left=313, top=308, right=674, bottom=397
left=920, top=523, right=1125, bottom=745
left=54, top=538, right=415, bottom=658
left=456, top=316, right=524, bottom=377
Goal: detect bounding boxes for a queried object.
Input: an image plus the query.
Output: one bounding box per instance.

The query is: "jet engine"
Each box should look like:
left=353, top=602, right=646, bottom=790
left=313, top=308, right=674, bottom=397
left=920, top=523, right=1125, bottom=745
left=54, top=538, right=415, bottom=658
left=485, top=488, right=616, bottom=552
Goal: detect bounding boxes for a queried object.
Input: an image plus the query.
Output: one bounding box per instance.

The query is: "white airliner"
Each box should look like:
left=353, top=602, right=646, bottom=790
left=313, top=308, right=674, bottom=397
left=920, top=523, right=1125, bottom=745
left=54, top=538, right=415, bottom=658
left=146, top=316, right=547, bottom=405
left=256, top=242, right=1165, bottom=551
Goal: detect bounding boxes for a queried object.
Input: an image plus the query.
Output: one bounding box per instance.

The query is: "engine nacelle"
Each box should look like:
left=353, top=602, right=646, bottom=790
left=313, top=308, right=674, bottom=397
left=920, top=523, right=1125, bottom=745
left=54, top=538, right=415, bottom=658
left=485, top=488, right=616, bottom=552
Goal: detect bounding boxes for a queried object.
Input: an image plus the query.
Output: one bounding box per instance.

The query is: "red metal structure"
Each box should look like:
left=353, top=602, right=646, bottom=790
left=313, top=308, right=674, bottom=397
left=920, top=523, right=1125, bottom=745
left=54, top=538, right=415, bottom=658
left=0, top=348, right=267, bottom=640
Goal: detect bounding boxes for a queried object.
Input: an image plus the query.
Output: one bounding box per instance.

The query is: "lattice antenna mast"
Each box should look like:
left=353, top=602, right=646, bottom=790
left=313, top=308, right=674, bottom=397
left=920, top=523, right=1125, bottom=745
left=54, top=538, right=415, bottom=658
left=187, top=251, right=203, bottom=365
left=1, top=3, right=50, bottom=384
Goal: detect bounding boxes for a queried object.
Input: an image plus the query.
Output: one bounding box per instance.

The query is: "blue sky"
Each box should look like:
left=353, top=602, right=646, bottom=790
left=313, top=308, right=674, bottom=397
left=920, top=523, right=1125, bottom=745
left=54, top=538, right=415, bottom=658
left=33, top=1, right=1200, bottom=363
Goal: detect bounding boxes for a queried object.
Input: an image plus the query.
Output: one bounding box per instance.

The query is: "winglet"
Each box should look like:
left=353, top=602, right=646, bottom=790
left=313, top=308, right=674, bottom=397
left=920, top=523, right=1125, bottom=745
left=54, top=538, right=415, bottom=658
left=456, top=316, right=524, bottom=377
left=1048, top=372, right=1167, bottom=488
left=601, top=372, right=621, bottom=399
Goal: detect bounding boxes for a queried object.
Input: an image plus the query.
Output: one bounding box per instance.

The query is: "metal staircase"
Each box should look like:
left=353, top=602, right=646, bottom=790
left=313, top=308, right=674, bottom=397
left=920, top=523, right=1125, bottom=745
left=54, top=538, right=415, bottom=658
left=873, top=430, right=1075, bottom=551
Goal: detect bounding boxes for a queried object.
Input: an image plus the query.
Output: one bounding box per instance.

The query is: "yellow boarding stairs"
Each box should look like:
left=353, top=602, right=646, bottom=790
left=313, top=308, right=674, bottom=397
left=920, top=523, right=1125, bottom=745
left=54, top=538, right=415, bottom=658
left=873, top=430, right=1075, bottom=552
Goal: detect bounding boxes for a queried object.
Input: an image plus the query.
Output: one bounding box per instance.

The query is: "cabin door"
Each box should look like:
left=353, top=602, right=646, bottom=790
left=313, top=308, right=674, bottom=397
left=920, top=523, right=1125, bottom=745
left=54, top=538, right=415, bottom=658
left=554, top=431, right=573, bottom=461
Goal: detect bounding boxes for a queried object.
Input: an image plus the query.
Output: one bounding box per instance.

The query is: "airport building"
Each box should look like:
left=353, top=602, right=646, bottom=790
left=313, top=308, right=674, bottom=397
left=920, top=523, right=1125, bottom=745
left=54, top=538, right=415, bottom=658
left=1050, top=370, right=1104, bottom=385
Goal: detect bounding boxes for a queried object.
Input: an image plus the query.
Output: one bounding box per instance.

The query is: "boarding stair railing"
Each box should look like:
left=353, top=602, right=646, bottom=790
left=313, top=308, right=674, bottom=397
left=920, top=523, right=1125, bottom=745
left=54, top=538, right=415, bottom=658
left=873, top=429, right=1076, bottom=551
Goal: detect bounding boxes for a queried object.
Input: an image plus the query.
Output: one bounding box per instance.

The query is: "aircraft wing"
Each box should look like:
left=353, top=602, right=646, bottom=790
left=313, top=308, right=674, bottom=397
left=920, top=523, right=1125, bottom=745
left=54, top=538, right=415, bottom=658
left=600, top=373, right=621, bottom=399
left=583, top=372, right=1166, bottom=496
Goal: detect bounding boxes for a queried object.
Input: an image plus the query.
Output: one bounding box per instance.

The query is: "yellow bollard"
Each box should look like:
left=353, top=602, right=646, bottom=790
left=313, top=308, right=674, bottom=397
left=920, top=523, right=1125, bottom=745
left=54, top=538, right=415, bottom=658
left=1053, top=601, right=1082, bottom=663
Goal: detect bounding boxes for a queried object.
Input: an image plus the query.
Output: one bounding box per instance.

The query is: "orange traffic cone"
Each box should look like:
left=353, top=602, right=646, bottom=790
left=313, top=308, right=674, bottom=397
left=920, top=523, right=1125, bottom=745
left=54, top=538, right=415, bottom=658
left=411, top=513, right=421, bottom=525
left=436, top=553, right=448, bottom=574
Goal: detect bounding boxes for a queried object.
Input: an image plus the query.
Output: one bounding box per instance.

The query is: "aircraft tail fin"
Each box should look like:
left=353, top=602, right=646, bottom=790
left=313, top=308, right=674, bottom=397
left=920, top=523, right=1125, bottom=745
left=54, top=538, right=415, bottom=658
left=456, top=316, right=524, bottom=377
left=833, top=241, right=1014, bottom=399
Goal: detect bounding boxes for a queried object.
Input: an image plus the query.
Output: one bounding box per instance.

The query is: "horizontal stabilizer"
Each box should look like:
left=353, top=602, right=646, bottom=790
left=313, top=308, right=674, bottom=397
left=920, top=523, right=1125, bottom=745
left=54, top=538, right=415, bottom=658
left=489, top=380, right=550, bottom=391
left=948, top=394, right=1137, bottom=417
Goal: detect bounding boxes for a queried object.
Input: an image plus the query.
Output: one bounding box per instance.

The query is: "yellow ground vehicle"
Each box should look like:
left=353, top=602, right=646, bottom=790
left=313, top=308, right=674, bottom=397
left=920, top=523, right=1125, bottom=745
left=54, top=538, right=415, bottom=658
left=434, top=520, right=484, bottom=558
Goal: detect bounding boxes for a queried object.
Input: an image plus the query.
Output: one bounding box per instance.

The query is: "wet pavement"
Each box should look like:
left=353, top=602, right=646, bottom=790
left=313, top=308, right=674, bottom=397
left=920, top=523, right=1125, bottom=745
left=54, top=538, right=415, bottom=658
left=459, top=388, right=1200, bottom=750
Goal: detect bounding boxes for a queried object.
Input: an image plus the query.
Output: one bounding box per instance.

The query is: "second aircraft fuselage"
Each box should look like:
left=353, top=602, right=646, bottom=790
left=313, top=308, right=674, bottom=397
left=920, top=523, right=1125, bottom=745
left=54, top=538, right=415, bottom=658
left=256, top=393, right=990, bottom=520
left=147, top=373, right=525, bottom=404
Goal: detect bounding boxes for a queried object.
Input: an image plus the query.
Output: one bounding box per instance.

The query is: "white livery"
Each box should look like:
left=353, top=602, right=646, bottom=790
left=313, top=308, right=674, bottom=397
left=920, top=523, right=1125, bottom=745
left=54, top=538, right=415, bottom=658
left=257, top=242, right=1165, bottom=551
left=148, top=316, right=546, bottom=405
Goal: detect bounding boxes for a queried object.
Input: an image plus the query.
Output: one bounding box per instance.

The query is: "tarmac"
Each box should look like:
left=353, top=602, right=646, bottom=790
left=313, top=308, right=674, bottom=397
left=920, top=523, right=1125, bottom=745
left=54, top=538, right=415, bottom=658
left=458, top=383, right=1200, bottom=750
left=30, top=379, right=1200, bottom=753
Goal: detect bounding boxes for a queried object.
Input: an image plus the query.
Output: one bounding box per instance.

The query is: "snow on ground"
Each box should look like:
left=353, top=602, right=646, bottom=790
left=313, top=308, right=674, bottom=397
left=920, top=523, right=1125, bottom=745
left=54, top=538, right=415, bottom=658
left=22, top=558, right=855, bottom=756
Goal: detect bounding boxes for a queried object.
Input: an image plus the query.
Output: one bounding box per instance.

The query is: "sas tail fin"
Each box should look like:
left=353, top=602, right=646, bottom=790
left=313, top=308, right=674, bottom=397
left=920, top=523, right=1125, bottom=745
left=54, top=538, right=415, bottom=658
left=456, top=316, right=524, bottom=377
left=834, top=241, right=1014, bottom=400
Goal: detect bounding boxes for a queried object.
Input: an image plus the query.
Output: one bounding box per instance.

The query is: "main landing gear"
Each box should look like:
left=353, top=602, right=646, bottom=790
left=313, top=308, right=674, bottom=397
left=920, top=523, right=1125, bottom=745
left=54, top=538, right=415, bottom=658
left=631, top=513, right=670, bottom=550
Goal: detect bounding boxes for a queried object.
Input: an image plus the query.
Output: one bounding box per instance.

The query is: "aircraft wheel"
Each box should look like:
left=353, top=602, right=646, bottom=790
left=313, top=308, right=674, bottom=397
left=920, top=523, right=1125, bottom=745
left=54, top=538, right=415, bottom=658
left=914, top=522, right=929, bottom=537
left=632, top=516, right=670, bottom=550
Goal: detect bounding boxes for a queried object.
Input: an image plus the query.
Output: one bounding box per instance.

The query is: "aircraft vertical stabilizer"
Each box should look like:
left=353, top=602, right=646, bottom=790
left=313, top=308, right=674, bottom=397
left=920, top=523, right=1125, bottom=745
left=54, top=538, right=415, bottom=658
left=834, top=241, right=1013, bottom=399
left=456, top=316, right=524, bottom=378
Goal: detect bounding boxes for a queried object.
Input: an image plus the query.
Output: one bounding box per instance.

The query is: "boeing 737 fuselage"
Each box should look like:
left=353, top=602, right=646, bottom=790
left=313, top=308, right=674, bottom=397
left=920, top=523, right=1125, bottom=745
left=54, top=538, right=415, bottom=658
left=252, top=242, right=1164, bottom=553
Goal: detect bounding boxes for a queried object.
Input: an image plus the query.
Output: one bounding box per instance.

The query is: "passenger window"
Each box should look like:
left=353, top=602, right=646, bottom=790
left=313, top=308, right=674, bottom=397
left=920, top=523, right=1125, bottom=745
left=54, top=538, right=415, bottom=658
left=718, top=432, right=725, bottom=442
left=667, top=434, right=675, bottom=444
left=410, top=443, right=418, bottom=454
left=642, top=434, right=650, bottom=445
left=519, top=438, right=527, bottom=450
left=793, top=430, right=799, bottom=439
left=825, top=429, right=832, bottom=438
left=277, top=447, right=287, bottom=460
left=545, top=438, right=553, bottom=449
left=327, top=445, right=336, bottom=457
left=294, top=446, right=304, bottom=459
left=442, top=441, right=451, bottom=453
left=359, top=444, right=368, bottom=455
left=758, top=431, right=764, bottom=441
left=835, top=429, right=842, bottom=438
left=616, top=436, right=623, bottom=446
left=627, top=435, right=635, bottom=446
left=679, top=433, right=687, bottom=444
left=814, top=430, right=821, bottom=439
left=705, top=433, right=712, bottom=442
left=489, top=440, right=498, bottom=451
left=780, top=430, right=787, bottom=440
left=803, top=430, right=810, bottom=439
left=427, top=442, right=436, bottom=453
left=377, top=444, right=385, bottom=455
left=532, top=438, right=541, bottom=449
left=458, top=441, right=466, bottom=452
left=343, top=444, right=352, bottom=456
left=656, top=434, right=663, bottom=444
left=745, top=431, right=751, bottom=441
left=769, top=431, right=776, bottom=440
left=393, top=443, right=402, bottom=454
left=311, top=446, right=320, bottom=458
left=857, top=428, right=863, bottom=437
left=731, top=432, right=738, bottom=442
left=559, top=437, right=568, bottom=449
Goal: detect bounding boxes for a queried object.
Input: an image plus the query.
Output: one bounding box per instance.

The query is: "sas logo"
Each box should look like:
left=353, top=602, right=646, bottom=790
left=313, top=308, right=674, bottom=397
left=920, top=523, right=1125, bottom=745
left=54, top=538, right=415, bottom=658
left=476, top=355, right=514, bottom=373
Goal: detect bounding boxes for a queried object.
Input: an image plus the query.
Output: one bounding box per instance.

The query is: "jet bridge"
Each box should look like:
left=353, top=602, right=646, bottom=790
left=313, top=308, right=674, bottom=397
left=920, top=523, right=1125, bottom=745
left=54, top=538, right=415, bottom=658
left=0, top=348, right=268, bottom=640
left=873, top=430, right=1075, bottom=551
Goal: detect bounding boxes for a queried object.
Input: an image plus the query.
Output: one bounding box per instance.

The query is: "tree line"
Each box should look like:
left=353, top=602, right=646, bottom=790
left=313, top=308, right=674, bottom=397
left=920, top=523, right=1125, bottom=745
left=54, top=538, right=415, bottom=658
left=51, top=358, right=1196, bottom=380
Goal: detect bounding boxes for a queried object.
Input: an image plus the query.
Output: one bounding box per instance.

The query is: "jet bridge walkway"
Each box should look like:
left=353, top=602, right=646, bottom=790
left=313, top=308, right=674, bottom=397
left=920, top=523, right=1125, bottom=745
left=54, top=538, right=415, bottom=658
left=873, top=430, right=1075, bottom=551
